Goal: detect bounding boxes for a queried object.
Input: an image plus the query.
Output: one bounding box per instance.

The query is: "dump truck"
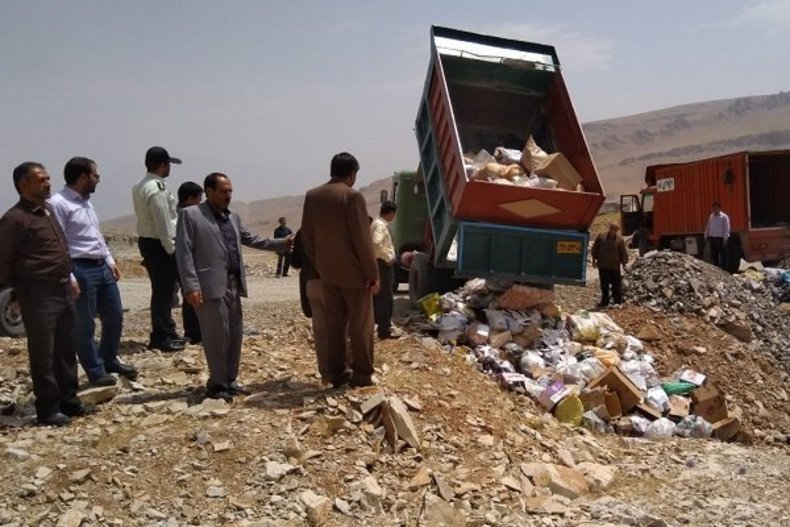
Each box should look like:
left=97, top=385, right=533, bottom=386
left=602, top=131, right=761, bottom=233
left=394, top=26, right=605, bottom=301
left=620, top=150, right=790, bottom=272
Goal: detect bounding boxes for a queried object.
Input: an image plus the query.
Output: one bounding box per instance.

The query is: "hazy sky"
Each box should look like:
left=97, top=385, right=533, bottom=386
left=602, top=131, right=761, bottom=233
left=2, top=0, right=788, bottom=220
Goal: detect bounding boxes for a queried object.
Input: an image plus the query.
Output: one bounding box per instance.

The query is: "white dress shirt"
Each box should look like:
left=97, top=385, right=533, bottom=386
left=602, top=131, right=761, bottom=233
left=370, top=216, right=396, bottom=262
left=705, top=211, right=730, bottom=239
left=49, top=186, right=115, bottom=266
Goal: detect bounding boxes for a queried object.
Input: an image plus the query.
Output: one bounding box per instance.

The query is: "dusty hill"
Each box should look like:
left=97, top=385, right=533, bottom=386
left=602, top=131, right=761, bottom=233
left=104, top=91, right=790, bottom=232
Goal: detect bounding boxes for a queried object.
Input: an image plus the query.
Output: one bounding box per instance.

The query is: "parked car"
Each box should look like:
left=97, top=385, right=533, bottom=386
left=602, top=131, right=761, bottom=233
left=0, top=287, right=25, bottom=337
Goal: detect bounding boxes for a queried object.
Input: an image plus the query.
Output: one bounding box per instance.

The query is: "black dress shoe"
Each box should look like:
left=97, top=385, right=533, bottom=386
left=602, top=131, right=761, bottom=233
left=107, top=363, right=138, bottom=380
left=228, top=382, right=251, bottom=396
left=206, top=385, right=234, bottom=402
left=148, top=340, right=185, bottom=352
left=349, top=377, right=376, bottom=388
left=37, top=412, right=71, bottom=426
left=329, top=372, right=351, bottom=389
left=89, top=373, right=117, bottom=387
left=61, top=402, right=96, bottom=418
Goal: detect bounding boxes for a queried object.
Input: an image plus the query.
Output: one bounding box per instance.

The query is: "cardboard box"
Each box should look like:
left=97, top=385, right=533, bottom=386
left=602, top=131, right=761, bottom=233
left=691, top=383, right=728, bottom=423
left=534, top=152, right=583, bottom=191
left=667, top=395, right=691, bottom=420
left=580, top=389, right=606, bottom=411
left=635, top=402, right=663, bottom=421
left=712, top=417, right=741, bottom=441
left=604, top=391, right=622, bottom=419
left=538, top=381, right=575, bottom=410
left=587, top=366, right=643, bottom=412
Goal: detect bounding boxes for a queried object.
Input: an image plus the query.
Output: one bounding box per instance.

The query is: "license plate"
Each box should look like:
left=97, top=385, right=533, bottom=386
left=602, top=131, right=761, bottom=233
left=557, top=241, right=582, bottom=254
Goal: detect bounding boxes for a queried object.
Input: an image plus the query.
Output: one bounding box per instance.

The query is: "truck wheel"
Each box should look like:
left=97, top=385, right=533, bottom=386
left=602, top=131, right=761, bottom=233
left=0, top=289, right=25, bottom=337
left=409, top=252, right=431, bottom=305
left=726, top=236, right=744, bottom=274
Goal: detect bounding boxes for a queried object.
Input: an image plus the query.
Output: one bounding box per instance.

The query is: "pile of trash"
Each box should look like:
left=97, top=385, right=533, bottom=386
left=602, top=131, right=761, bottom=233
left=416, top=279, right=742, bottom=442
left=463, top=135, right=584, bottom=191
left=624, top=251, right=790, bottom=366
left=761, top=266, right=790, bottom=304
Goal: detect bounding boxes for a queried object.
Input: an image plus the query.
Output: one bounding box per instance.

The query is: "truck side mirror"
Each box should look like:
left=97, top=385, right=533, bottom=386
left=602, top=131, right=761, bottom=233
left=380, top=190, right=388, bottom=203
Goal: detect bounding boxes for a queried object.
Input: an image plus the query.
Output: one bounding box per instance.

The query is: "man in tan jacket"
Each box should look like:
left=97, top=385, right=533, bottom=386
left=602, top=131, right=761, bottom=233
left=591, top=222, right=629, bottom=308
left=300, top=153, right=379, bottom=388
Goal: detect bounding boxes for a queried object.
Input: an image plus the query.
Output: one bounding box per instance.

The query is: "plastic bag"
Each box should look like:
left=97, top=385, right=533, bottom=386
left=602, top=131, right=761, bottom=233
left=485, top=309, right=510, bottom=332
left=494, top=147, right=522, bottom=165
left=466, top=322, right=490, bottom=346
left=418, top=293, right=442, bottom=318
left=630, top=415, right=652, bottom=435
left=643, top=418, right=676, bottom=439
left=520, top=350, right=547, bottom=372
left=558, top=357, right=605, bottom=385
left=593, top=347, right=621, bottom=368
left=569, top=311, right=623, bottom=342
left=675, top=415, right=713, bottom=438
left=662, top=381, right=696, bottom=396
left=523, top=378, right=548, bottom=399
left=524, top=175, right=559, bottom=189
left=436, top=313, right=467, bottom=332
left=582, top=411, right=608, bottom=434
left=646, top=386, right=669, bottom=413
left=521, top=135, right=550, bottom=172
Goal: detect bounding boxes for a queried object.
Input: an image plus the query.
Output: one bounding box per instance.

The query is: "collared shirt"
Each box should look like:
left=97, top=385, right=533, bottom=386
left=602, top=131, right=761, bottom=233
left=705, top=211, right=730, bottom=239
left=49, top=186, right=115, bottom=266
left=370, top=216, right=396, bottom=262
left=0, top=199, right=74, bottom=286
left=213, top=208, right=241, bottom=274
left=132, top=172, right=178, bottom=254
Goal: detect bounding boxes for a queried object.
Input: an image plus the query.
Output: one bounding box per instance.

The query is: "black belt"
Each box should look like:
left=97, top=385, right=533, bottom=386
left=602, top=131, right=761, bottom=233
left=73, top=258, right=105, bottom=266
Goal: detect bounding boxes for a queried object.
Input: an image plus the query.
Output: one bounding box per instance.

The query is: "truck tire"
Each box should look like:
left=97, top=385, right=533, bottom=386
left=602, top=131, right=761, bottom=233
left=408, top=252, right=458, bottom=305
left=0, top=288, right=25, bottom=337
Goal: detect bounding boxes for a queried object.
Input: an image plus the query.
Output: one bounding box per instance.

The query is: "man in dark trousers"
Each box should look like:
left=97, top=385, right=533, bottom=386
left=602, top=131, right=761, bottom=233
left=705, top=201, right=730, bottom=270
left=176, top=173, right=291, bottom=401
left=0, top=162, right=87, bottom=425
left=274, top=217, right=293, bottom=277
left=300, top=152, right=379, bottom=388
left=591, top=222, right=629, bottom=308
left=370, top=201, right=400, bottom=339
left=132, top=146, right=185, bottom=351
left=177, top=181, right=205, bottom=344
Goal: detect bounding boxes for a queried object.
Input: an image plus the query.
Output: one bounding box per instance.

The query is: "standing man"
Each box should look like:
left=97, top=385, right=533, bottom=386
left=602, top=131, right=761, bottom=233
left=591, top=223, right=629, bottom=308
left=274, top=217, right=293, bottom=278
left=132, top=146, right=184, bottom=352
left=177, top=181, right=204, bottom=345
left=301, top=152, right=379, bottom=388
left=0, top=162, right=86, bottom=425
left=705, top=201, right=730, bottom=270
left=49, top=157, right=137, bottom=386
left=176, top=173, right=291, bottom=401
left=371, top=201, right=400, bottom=340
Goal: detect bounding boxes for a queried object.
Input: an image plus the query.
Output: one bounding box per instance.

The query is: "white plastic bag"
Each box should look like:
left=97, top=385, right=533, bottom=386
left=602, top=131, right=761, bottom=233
left=675, top=416, right=713, bottom=438
left=646, top=386, right=669, bottom=413
left=520, top=350, right=547, bottom=372
left=644, top=418, right=676, bottom=439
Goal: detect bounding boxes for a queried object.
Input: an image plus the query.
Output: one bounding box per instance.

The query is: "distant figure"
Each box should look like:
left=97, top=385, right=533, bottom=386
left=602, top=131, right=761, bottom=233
left=591, top=223, right=629, bottom=308
left=0, top=162, right=86, bottom=426
left=705, top=201, right=730, bottom=270
left=132, top=146, right=185, bottom=352
left=371, top=200, right=400, bottom=339
left=274, top=217, right=293, bottom=277
left=175, top=173, right=291, bottom=401
left=177, top=181, right=205, bottom=344
left=49, top=157, right=137, bottom=387
left=300, top=152, right=379, bottom=388
left=290, top=230, right=331, bottom=382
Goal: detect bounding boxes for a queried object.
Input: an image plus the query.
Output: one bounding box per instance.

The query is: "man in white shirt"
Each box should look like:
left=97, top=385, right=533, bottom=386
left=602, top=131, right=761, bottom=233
left=704, top=201, right=731, bottom=270
left=132, top=146, right=184, bottom=352
left=370, top=201, right=399, bottom=339
left=50, top=157, right=137, bottom=386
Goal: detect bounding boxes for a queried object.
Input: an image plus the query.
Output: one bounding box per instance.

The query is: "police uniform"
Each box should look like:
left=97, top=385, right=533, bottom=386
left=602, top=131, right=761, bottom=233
left=132, top=172, right=180, bottom=347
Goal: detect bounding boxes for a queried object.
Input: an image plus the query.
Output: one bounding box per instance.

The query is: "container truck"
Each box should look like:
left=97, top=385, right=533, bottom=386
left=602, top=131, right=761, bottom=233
left=620, top=150, right=790, bottom=272
left=396, top=26, right=605, bottom=301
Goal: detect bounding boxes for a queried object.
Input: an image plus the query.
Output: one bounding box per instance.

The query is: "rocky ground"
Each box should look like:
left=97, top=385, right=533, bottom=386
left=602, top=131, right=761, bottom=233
left=1, top=250, right=789, bottom=527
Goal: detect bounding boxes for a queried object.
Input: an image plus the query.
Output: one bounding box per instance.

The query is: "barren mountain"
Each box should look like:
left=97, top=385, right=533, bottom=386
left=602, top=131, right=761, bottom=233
left=104, top=91, right=790, bottom=232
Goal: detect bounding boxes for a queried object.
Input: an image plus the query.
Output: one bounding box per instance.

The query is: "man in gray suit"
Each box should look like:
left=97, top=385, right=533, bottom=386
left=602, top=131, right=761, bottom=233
left=176, top=173, right=292, bottom=401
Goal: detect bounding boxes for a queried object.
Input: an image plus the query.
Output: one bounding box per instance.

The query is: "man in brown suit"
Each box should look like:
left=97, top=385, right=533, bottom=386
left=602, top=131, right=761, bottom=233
left=590, top=222, right=629, bottom=308
left=300, top=152, right=379, bottom=388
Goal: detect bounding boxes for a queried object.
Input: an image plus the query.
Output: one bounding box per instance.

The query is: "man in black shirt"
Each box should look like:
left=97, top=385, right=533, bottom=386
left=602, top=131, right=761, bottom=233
left=0, top=162, right=87, bottom=425
left=274, top=217, right=293, bottom=278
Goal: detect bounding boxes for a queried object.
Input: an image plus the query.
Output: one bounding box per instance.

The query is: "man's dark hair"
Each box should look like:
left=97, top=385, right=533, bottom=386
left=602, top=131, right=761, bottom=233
left=330, top=152, right=359, bottom=180
left=712, top=201, right=721, bottom=208
left=64, top=157, right=95, bottom=185
left=204, top=172, right=229, bottom=190
left=380, top=201, right=397, bottom=215
left=12, top=161, right=45, bottom=193
left=178, top=181, right=203, bottom=205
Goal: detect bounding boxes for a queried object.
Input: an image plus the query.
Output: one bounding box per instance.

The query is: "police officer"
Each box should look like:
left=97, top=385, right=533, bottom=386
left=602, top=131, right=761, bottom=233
left=132, top=146, right=185, bottom=352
